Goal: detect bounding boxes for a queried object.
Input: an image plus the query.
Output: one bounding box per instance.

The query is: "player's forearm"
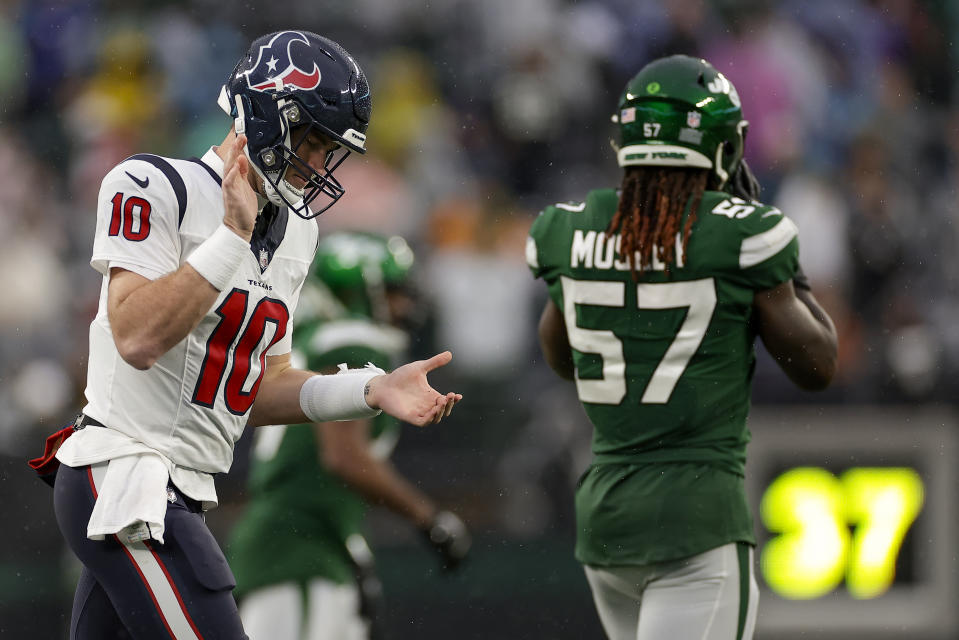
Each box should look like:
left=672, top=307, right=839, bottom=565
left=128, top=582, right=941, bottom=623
left=772, top=334, right=837, bottom=390
left=345, top=463, right=436, bottom=527
left=787, top=288, right=839, bottom=388
left=109, top=267, right=220, bottom=369
left=247, top=363, right=314, bottom=427
left=795, top=287, right=836, bottom=336
left=756, top=284, right=838, bottom=390
left=324, top=443, right=436, bottom=528
left=539, top=300, right=575, bottom=380
left=250, top=360, right=390, bottom=427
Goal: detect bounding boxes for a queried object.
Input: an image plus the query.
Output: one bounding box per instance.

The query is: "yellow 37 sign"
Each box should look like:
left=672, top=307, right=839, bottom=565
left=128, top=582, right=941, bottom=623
left=759, top=467, right=924, bottom=600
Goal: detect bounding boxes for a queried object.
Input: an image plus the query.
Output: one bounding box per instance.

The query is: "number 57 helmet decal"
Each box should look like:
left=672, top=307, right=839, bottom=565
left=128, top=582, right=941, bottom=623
left=218, top=31, right=372, bottom=218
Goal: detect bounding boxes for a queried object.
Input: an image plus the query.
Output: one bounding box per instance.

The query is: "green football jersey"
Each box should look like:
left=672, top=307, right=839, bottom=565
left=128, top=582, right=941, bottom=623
left=228, top=318, right=408, bottom=595
left=527, top=188, right=799, bottom=566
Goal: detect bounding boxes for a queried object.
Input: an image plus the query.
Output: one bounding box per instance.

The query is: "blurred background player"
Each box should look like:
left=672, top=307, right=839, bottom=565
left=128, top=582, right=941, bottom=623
left=527, top=55, right=838, bottom=640
left=229, top=231, right=471, bottom=640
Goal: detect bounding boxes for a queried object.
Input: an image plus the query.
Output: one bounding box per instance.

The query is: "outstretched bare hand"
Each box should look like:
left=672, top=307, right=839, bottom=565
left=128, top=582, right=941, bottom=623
left=365, top=351, right=462, bottom=427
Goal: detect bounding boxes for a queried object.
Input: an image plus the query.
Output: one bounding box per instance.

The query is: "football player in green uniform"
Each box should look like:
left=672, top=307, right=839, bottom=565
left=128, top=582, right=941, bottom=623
left=229, top=231, right=471, bottom=640
left=527, top=55, right=837, bottom=640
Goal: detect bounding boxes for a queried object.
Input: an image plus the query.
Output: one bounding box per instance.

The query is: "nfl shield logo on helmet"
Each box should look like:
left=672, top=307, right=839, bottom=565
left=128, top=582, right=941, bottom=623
left=259, top=248, right=270, bottom=271
left=686, top=111, right=702, bottom=128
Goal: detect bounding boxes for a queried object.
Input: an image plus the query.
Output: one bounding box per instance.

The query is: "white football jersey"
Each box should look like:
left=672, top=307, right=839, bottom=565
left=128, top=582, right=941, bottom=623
left=80, top=147, right=316, bottom=476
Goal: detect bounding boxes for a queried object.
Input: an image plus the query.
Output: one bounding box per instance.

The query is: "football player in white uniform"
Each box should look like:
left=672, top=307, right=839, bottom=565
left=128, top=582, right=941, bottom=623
left=41, top=31, right=461, bottom=640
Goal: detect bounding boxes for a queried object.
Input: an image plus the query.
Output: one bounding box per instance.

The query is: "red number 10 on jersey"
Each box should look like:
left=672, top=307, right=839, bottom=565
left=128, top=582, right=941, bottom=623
left=191, top=288, right=290, bottom=415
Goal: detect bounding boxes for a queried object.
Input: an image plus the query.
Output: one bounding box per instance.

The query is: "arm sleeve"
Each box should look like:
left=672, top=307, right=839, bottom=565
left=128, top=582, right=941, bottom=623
left=90, top=159, right=182, bottom=280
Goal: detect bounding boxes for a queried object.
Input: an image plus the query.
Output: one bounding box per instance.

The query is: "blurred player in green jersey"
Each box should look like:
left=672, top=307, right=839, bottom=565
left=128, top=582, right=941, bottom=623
left=527, top=55, right=837, bottom=640
left=229, top=231, right=471, bottom=640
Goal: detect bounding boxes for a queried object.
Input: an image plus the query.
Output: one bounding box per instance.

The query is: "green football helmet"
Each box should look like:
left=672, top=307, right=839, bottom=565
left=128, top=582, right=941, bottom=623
left=311, top=231, right=415, bottom=322
left=612, top=55, right=748, bottom=190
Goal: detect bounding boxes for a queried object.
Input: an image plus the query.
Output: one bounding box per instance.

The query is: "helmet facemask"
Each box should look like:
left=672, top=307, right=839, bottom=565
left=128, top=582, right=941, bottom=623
left=251, top=94, right=353, bottom=219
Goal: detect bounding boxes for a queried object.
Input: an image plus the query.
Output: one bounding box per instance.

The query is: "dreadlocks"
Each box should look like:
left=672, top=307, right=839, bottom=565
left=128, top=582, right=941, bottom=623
left=607, top=167, right=709, bottom=279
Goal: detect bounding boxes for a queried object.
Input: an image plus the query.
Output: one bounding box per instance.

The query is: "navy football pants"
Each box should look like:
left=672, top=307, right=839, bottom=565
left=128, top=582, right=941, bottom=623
left=54, top=462, right=248, bottom=639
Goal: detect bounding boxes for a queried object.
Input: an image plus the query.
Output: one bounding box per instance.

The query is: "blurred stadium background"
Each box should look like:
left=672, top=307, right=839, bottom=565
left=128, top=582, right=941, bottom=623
left=2, top=0, right=958, bottom=637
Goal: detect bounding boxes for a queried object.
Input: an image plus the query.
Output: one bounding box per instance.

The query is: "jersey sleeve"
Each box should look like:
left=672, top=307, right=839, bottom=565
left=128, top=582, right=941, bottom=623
left=526, top=210, right=548, bottom=279
left=90, top=159, right=182, bottom=280
left=735, top=205, right=799, bottom=291
left=526, top=205, right=561, bottom=281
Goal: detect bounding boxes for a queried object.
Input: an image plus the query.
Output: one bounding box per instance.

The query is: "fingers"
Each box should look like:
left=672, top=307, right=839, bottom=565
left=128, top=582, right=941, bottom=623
left=224, top=135, right=247, bottom=182
left=422, top=392, right=461, bottom=425
left=235, top=153, right=249, bottom=182
left=225, top=133, right=246, bottom=170
left=443, top=392, right=459, bottom=419
left=412, top=406, right=440, bottom=428
left=427, top=396, right=446, bottom=425
left=422, top=351, right=453, bottom=373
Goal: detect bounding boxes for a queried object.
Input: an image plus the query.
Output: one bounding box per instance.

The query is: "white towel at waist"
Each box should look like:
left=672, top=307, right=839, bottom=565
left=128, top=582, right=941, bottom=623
left=86, top=454, right=170, bottom=544
left=56, top=424, right=219, bottom=509
left=56, top=423, right=220, bottom=544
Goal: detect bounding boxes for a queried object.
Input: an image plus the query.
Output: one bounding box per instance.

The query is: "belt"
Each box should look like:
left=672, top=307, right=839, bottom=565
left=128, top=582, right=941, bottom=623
left=73, top=413, right=106, bottom=430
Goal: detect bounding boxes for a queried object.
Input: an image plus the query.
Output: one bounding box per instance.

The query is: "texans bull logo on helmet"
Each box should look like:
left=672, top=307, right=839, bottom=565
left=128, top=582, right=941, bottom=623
left=243, top=31, right=321, bottom=93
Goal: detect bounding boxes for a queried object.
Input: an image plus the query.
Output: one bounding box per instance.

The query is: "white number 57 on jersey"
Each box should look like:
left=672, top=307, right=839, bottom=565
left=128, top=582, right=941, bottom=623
left=560, top=277, right=716, bottom=405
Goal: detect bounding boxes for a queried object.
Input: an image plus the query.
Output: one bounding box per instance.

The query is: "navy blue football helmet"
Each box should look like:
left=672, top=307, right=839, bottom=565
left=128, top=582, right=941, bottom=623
left=218, top=31, right=371, bottom=218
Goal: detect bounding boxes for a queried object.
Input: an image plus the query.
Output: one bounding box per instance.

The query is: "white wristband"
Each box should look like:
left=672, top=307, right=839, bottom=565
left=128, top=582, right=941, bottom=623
left=299, top=363, right=385, bottom=422
left=186, top=225, right=249, bottom=291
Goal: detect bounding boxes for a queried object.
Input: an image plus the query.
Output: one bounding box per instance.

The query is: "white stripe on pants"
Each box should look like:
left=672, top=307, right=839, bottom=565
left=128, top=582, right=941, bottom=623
left=89, top=462, right=203, bottom=640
